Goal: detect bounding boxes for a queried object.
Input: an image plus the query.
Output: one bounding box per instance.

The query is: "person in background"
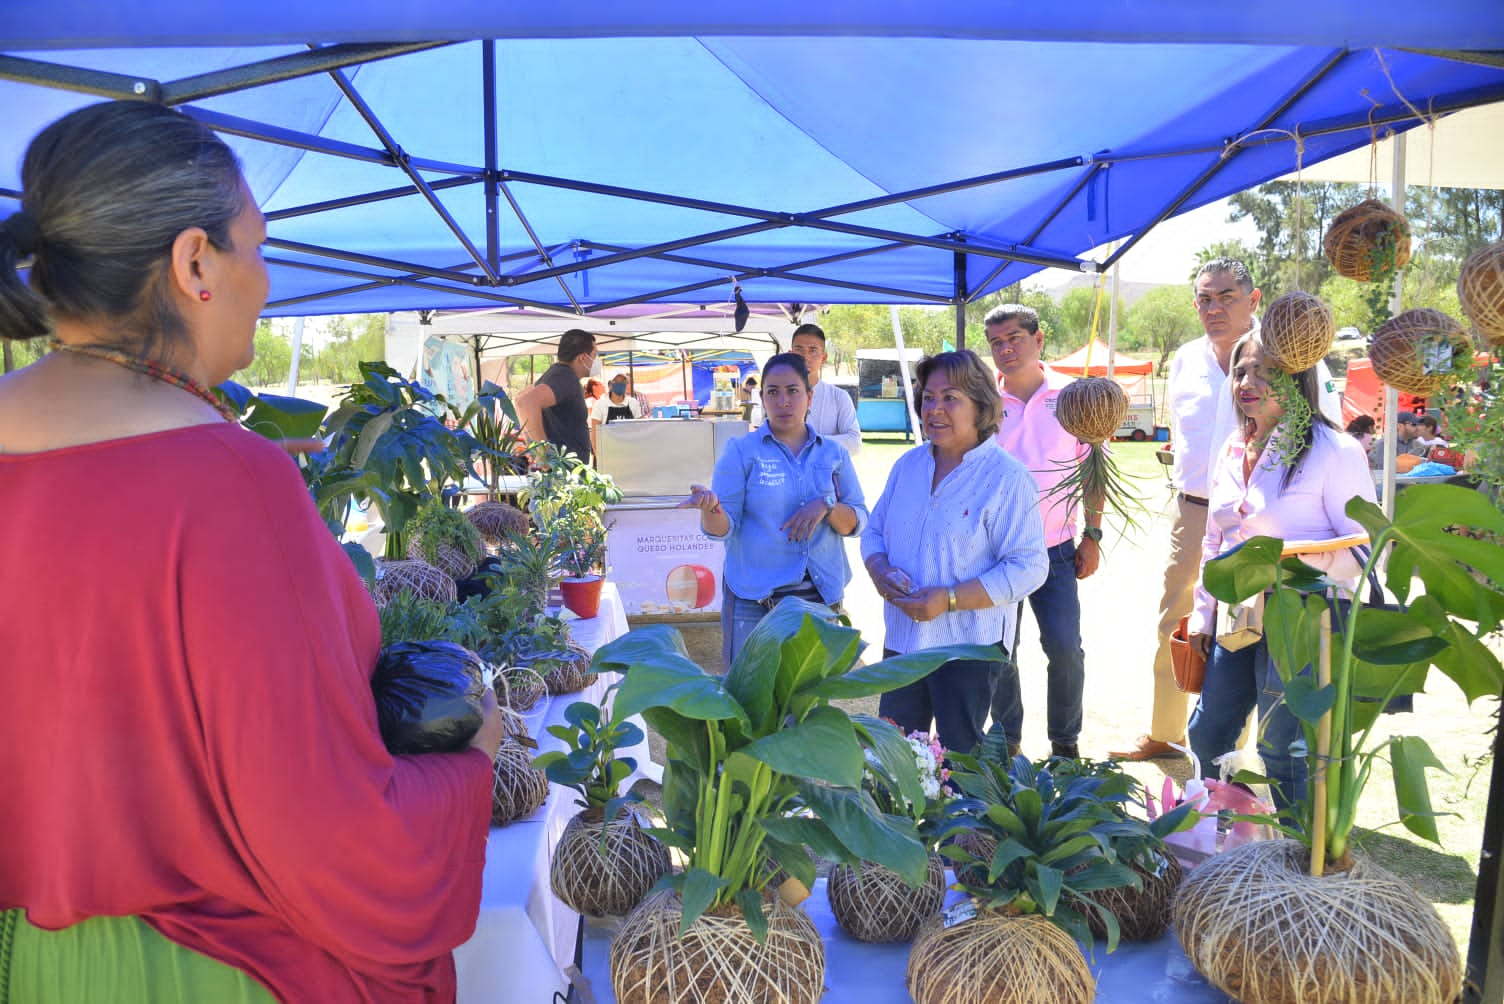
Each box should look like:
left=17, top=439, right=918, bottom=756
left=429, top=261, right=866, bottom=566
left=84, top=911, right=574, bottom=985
left=515, top=328, right=599, bottom=462
left=1345, top=414, right=1376, bottom=457
left=738, top=375, right=760, bottom=423
left=789, top=322, right=862, bottom=455
left=1414, top=412, right=1448, bottom=453
left=1186, top=331, right=1376, bottom=812
left=681, top=352, right=867, bottom=664
left=985, top=304, right=1101, bottom=762
left=1110, top=256, right=1340, bottom=763
left=627, top=374, right=651, bottom=417
left=583, top=378, right=606, bottom=405
left=589, top=371, right=642, bottom=458
left=862, top=350, right=1048, bottom=755
left=0, top=100, right=504, bottom=1003
left=1366, top=409, right=1428, bottom=469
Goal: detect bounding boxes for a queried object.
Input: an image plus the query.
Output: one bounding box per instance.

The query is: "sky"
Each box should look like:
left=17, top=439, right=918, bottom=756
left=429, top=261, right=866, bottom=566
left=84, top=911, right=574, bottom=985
left=1034, top=195, right=1261, bottom=294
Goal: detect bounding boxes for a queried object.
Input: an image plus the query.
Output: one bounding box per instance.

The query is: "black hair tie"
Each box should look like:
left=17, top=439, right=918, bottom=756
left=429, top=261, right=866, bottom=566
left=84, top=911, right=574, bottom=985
left=2, top=210, right=41, bottom=256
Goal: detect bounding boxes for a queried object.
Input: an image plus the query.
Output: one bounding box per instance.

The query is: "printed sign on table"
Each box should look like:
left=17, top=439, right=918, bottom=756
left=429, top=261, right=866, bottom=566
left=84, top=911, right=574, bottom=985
left=606, top=506, right=725, bottom=616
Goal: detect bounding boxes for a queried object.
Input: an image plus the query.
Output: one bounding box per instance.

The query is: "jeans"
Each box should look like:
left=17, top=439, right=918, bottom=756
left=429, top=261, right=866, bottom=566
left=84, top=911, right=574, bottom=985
left=720, top=580, right=833, bottom=669
left=1187, top=639, right=1309, bottom=813
left=990, top=541, right=1086, bottom=746
left=879, top=648, right=1005, bottom=756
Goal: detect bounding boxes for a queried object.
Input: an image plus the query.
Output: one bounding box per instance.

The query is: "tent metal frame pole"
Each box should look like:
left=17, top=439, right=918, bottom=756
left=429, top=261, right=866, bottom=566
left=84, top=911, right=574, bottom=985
left=968, top=163, right=1104, bottom=295
left=262, top=255, right=571, bottom=312
left=184, top=106, right=481, bottom=174
left=265, top=176, right=479, bottom=221
left=160, top=43, right=449, bottom=103
left=319, top=58, right=499, bottom=283
left=482, top=41, right=500, bottom=277
left=953, top=249, right=968, bottom=350
left=1100, top=47, right=1351, bottom=270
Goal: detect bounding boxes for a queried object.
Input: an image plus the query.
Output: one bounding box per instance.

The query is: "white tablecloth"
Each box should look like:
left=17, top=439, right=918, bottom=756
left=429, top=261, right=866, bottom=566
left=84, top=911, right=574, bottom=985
left=574, top=877, right=1235, bottom=1003
left=454, top=582, right=657, bottom=1004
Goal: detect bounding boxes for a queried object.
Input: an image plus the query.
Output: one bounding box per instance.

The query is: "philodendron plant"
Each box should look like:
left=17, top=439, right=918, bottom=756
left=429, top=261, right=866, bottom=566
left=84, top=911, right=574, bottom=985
left=1203, top=483, right=1504, bottom=871
left=593, top=598, right=996, bottom=942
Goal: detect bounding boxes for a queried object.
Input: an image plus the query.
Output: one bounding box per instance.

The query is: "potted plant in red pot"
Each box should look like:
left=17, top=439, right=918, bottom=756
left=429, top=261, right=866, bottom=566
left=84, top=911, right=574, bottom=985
left=556, top=509, right=611, bottom=619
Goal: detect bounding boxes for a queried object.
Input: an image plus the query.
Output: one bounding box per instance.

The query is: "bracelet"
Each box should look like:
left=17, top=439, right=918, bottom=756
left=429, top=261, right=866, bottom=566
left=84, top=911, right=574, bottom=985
left=947, top=587, right=958, bottom=613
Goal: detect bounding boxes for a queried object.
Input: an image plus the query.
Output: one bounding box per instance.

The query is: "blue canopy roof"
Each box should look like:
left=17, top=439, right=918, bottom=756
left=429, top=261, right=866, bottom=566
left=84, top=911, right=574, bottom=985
left=3, top=5, right=1502, bottom=316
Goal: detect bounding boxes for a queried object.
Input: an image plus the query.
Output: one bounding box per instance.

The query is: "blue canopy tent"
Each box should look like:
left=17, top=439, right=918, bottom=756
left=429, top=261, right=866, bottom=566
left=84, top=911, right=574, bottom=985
left=2, top=4, right=1503, bottom=337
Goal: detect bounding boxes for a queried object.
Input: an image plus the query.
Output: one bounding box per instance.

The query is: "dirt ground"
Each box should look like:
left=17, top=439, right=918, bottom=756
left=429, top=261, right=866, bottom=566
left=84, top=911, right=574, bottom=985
left=632, top=436, right=1496, bottom=956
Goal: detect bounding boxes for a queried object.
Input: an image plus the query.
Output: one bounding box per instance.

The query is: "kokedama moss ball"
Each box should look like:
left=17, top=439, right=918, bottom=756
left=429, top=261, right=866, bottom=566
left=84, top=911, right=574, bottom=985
left=1055, top=377, right=1128, bottom=445
left=1084, top=850, right=1182, bottom=942
left=611, top=891, right=825, bottom=1004
left=465, top=501, right=531, bottom=547
left=907, top=909, right=1094, bottom=1004
left=1323, top=199, right=1412, bottom=281
left=1174, top=839, right=1461, bottom=1004
left=827, top=854, right=946, bottom=943
left=1458, top=240, right=1504, bottom=346
left=1369, top=308, right=1471, bottom=396
left=1261, top=291, right=1334, bottom=372
left=550, top=810, right=671, bottom=917
left=373, top=558, right=457, bottom=607
left=491, top=739, right=549, bottom=826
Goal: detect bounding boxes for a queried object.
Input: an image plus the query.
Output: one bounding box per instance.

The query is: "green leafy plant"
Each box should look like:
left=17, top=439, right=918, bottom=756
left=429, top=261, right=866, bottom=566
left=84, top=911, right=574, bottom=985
left=378, top=591, right=461, bottom=646
left=406, top=499, right=484, bottom=570
left=533, top=683, right=645, bottom=821
left=1362, top=228, right=1405, bottom=331
left=1202, top=484, right=1504, bottom=871
left=861, top=727, right=953, bottom=851
left=555, top=509, right=612, bottom=578
left=594, top=599, right=996, bottom=941
left=522, top=441, right=623, bottom=528
left=456, top=380, right=528, bottom=495
left=1440, top=350, right=1503, bottom=492
left=940, top=741, right=1191, bottom=951
left=1261, top=369, right=1316, bottom=472
left=495, top=526, right=566, bottom=615
left=318, top=361, right=481, bottom=558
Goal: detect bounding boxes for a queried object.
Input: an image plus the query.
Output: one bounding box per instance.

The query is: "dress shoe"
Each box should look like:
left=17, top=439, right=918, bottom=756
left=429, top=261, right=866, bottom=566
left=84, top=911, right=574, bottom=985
left=1108, top=735, right=1185, bottom=761
left=1050, top=741, right=1080, bottom=760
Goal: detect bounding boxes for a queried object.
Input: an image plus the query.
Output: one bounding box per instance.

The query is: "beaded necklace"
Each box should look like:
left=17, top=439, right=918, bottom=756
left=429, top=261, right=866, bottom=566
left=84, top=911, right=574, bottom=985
left=49, top=339, right=237, bottom=423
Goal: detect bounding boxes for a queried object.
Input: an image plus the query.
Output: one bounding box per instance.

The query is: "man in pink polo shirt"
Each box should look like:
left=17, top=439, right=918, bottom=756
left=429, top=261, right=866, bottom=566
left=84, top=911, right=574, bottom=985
left=986, top=304, right=1103, bottom=760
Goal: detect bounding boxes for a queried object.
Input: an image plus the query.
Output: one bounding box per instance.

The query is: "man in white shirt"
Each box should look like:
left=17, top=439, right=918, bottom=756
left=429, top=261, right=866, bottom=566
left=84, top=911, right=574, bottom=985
left=789, top=323, right=862, bottom=454
left=1111, top=259, right=1344, bottom=762
left=589, top=372, right=642, bottom=459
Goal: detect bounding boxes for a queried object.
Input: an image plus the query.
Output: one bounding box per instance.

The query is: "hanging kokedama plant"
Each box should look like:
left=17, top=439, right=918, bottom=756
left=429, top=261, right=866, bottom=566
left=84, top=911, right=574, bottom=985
left=1049, top=376, right=1145, bottom=531
left=1458, top=240, right=1504, bottom=347
left=1257, top=291, right=1334, bottom=470
left=1370, top=308, right=1473, bottom=397
left=1323, top=198, right=1411, bottom=330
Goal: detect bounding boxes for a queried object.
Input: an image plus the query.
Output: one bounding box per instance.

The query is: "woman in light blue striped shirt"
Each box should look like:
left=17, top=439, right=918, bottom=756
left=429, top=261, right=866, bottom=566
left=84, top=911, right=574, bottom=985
left=862, top=350, right=1048, bottom=753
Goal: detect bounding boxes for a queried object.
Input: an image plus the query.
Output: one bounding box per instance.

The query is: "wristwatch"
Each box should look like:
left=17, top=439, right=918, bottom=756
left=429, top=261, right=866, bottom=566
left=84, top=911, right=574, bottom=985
left=1081, top=526, right=1104, bottom=543
left=823, top=493, right=837, bottom=513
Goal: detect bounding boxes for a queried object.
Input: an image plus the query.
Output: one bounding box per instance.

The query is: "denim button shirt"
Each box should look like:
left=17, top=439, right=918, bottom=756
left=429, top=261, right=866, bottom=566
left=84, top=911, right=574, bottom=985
left=708, top=423, right=868, bottom=605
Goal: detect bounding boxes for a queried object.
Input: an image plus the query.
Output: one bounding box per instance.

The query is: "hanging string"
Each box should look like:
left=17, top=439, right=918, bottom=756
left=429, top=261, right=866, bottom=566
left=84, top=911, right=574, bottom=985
left=1231, top=127, right=1306, bottom=290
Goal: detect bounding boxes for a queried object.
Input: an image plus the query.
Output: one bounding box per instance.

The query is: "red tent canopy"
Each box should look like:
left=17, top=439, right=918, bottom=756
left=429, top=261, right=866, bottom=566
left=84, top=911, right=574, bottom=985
left=1048, top=340, right=1153, bottom=377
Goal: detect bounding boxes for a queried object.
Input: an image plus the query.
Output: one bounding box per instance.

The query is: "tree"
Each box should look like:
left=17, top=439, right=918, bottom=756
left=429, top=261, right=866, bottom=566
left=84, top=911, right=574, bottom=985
left=1189, top=239, right=1261, bottom=282
left=1227, top=180, right=1366, bottom=298
left=1123, top=284, right=1200, bottom=374
left=1054, top=284, right=1124, bottom=348
left=233, top=320, right=293, bottom=388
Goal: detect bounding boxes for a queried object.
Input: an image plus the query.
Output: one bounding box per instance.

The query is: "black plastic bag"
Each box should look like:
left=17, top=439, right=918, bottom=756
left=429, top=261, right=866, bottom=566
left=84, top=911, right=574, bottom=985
left=455, top=555, right=505, bottom=601
left=371, top=641, right=487, bottom=754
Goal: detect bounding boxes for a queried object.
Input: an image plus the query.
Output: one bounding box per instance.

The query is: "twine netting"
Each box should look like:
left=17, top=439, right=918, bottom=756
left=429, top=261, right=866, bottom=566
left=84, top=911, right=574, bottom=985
left=610, top=891, right=825, bottom=1004
left=464, top=501, right=530, bottom=547
left=1369, top=308, right=1471, bottom=396
left=1083, top=851, right=1182, bottom=942
left=494, top=663, right=547, bottom=712
left=947, top=829, right=998, bottom=889
left=543, top=644, right=593, bottom=695
left=827, top=855, right=946, bottom=943
left=373, top=558, right=456, bottom=607
left=1261, top=291, right=1335, bottom=373
left=1322, top=199, right=1412, bottom=281
left=1172, top=839, right=1461, bottom=1004
left=550, top=810, right=672, bottom=917
left=490, top=739, right=549, bottom=826
left=907, top=909, right=1094, bottom=1004
left=1055, top=377, right=1129, bottom=445
left=1458, top=241, right=1504, bottom=346
left=496, top=704, right=531, bottom=745
left=403, top=526, right=477, bottom=579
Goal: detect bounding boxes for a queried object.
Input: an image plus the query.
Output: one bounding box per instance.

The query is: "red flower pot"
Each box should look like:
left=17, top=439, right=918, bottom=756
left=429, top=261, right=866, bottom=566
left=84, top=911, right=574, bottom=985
left=560, top=574, right=604, bottom=619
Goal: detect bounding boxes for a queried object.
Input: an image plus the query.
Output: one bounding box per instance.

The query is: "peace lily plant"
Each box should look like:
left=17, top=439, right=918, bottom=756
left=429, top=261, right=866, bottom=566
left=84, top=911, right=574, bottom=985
left=1202, top=483, right=1504, bottom=871
left=593, top=598, right=995, bottom=940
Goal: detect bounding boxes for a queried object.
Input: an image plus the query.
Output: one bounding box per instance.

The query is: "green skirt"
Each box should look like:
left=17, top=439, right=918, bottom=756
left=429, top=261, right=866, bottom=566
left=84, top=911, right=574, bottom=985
left=1, top=909, right=275, bottom=1004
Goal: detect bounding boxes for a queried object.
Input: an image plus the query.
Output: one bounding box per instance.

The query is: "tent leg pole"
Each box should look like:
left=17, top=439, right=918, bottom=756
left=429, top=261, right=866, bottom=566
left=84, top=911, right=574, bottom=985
left=953, top=250, right=968, bottom=351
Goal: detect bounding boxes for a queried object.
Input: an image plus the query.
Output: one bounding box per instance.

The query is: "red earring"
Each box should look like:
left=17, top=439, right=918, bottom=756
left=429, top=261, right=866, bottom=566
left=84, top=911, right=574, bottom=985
left=199, top=290, right=212, bottom=302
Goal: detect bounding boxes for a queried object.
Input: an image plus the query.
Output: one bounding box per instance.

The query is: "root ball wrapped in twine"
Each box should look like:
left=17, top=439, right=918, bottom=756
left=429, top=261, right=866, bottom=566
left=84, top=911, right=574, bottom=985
left=1323, top=199, right=1412, bottom=281
left=464, top=501, right=531, bottom=547
left=1055, top=377, right=1129, bottom=445
left=372, top=558, right=457, bottom=607
left=550, top=810, right=672, bottom=917
left=827, top=855, right=946, bottom=943
left=1458, top=240, right=1504, bottom=346
left=493, top=663, right=547, bottom=712
left=1369, top=308, right=1472, bottom=396
left=1172, top=839, right=1461, bottom=1004
left=543, top=643, right=593, bottom=695
left=1083, top=851, right=1182, bottom=942
left=907, top=909, right=1094, bottom=1004
left=610, top=891, right=825, bottom=1004
left=491, top=738, right=549, bottom=826
left=404, top=534, right=477, bottom=580
left=1261, top=291, right=1335, bottom=373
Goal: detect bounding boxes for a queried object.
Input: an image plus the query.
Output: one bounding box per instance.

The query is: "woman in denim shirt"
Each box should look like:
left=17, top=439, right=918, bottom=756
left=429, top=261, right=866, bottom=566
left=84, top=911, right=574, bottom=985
left=682, top=353, right=867, bottom=664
